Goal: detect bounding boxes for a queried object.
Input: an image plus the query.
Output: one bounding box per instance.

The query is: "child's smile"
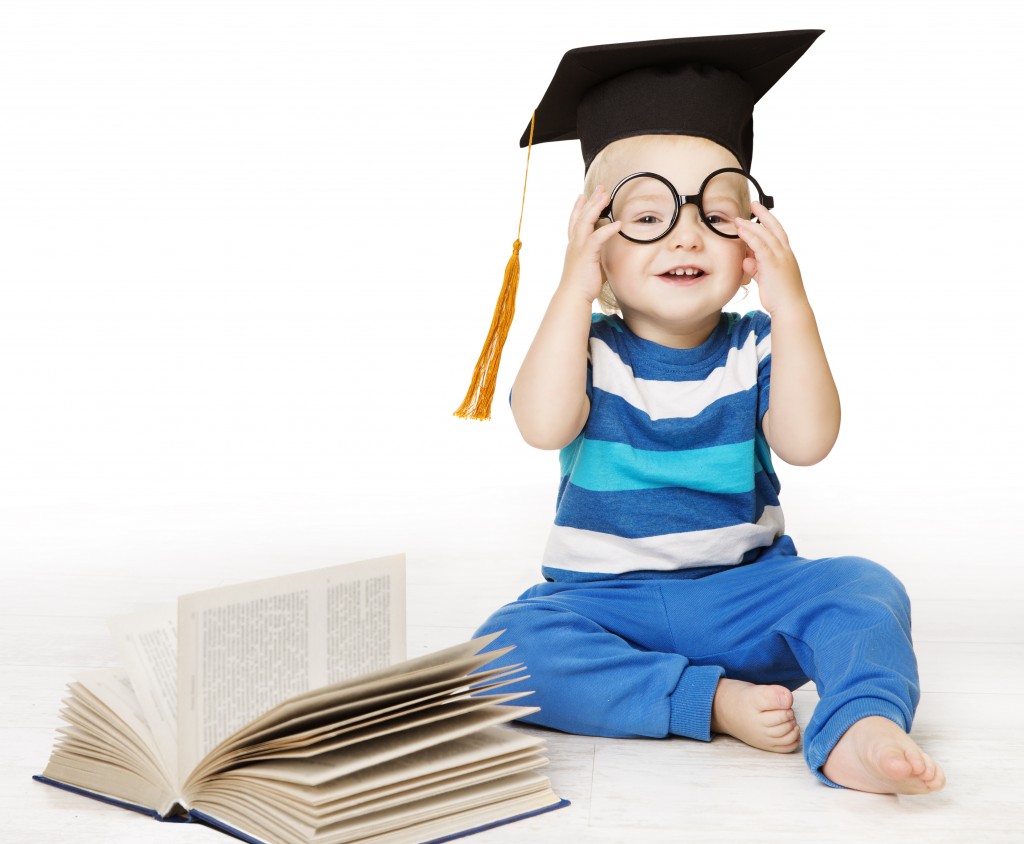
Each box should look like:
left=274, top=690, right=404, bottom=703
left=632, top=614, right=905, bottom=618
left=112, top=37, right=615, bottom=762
left=658, top=264, right=707, bottom=285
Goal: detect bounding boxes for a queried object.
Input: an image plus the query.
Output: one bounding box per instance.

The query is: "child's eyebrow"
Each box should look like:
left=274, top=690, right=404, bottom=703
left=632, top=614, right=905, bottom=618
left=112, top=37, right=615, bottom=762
left=620, top=192, right=671, bottom=203
left=703, top=190, right=745, bottom=202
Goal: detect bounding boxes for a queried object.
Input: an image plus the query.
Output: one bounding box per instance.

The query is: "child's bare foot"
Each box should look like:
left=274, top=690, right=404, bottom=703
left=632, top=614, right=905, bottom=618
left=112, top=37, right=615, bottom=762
left=822, top=716, right=946, bottom=794
left=710, top=678, right=800, bottom=752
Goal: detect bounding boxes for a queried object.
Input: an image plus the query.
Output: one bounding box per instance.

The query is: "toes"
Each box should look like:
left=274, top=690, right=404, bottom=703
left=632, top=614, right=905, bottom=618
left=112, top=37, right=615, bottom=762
left=920, top=754, right=946, bottom=790
left=772, top=725, right=801, bottom=753
left=752, top=684, right=793, bottom=712
left=920, top=753, right=935, bottom=781
left=879, top=750, right=915, bottom=781
left=772, top=686, right=794, bottom=710
left=761, top=709, right=797, bottom=728
left=906, top=749, right=927, bottom=777
left=766, top=718, right=797, bottom=738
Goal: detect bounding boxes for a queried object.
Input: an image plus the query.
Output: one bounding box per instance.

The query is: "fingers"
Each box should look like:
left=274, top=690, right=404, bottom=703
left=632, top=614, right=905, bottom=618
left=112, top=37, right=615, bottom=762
left=749, top=200, right=791, bottom=247
left=734, top=213, right=794, bottom=269
left=593, top=217, right=623, bottom=245
left=734, top=200, right=791, bottom=249
left=560, top=186, right=620, bottom=302
left=735, top=208, right=802, bottom=301
left=568, top=186, right=614, bottom=244
left=734, top=215, right=774, bottom=252
left=566, top=194, right=587, bottom=240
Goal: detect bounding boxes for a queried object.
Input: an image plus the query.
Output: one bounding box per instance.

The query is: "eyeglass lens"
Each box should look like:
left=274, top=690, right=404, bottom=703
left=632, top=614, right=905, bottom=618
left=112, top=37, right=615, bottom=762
left=609, top=172, right=762, bottom=241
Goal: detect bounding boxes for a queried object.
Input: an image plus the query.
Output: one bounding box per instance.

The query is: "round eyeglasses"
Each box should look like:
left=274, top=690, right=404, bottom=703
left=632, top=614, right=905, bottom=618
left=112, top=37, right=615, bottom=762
left=600, top=168, right=774, bottom=242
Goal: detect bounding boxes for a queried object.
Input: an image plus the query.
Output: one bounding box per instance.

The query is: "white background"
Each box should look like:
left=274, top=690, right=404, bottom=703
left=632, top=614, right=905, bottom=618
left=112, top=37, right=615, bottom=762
left=4, top=3, right=1024, bottom=842
left=2, top=1, right=1020, bottom=598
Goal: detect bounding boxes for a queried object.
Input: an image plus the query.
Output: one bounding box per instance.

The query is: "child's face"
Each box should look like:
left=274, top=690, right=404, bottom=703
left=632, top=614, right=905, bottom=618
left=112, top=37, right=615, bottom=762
left=595, top=135, right=751, bottom=347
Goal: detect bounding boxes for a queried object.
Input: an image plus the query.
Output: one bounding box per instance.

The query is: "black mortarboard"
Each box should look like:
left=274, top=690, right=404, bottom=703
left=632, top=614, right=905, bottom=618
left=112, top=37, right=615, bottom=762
left=455, top=30, right=823, bottom=421
left=523, top=29, right=823, bottom=172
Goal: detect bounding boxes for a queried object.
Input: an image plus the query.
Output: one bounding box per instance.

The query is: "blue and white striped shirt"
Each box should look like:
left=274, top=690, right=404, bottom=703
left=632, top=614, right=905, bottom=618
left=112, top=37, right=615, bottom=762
left=542, top=310, right=784, bottom=581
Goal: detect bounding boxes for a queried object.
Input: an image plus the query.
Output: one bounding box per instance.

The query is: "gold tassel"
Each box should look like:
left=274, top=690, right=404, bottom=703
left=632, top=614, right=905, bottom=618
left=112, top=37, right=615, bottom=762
left=453, top=112, right=535, bottom=421
left=453, top=240, right=522, bottom=420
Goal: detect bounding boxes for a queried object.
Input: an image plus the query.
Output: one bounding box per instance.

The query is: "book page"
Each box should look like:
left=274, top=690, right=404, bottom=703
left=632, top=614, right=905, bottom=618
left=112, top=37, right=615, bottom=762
left=227, top=633, right=504, bottom=749
left=107, top=606, right=179, bottom=782
left=42, top=670, right=180, bottom=816
left=183, top=637, right=517, bottom=787
left=223, top=727, right=543, bottom=801
left=74, top=669, right=159, bottom=759
left=177, top=554, right=405, bottom=784
left=69, top=671, right=174, bottom=790
left=190, top=771, right=559, bottom=844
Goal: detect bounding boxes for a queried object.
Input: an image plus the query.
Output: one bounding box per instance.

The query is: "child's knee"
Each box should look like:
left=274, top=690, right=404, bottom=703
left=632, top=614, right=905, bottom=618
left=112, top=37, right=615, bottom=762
left=817, top=556, right=911, bottom=618
left=847, top=556, right=908, bottom=601
left=473, top=599, right=580, bottom=666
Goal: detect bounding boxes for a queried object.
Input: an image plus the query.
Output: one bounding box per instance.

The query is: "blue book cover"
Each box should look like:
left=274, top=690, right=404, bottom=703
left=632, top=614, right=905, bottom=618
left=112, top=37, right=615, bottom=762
left=33, top=774, right=570, bottom=843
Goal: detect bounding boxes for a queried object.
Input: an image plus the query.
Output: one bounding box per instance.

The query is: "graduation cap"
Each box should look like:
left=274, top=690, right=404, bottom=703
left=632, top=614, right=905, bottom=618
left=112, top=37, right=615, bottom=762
left=454, top=29, right=823, bottom=421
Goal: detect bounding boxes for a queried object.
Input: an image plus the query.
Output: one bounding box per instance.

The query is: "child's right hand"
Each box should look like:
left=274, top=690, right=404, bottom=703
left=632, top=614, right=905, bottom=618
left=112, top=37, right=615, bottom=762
left=558, top=186, right=622, bottom=303
left=513, top=187, right=615, bottom=448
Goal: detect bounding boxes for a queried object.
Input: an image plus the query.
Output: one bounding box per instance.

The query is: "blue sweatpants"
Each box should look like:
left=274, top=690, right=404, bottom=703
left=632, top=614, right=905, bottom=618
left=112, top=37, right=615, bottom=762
left=473, top=536, right=919, bottom=787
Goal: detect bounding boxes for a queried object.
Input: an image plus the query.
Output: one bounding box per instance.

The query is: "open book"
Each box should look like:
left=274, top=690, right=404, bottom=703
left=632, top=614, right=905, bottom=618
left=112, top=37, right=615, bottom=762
left=34, top=554, right=568, bottom=843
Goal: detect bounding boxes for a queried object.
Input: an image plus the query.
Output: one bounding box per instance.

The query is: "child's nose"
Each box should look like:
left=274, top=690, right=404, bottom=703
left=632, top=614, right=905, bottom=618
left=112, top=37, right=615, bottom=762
left=666, top=205, right=704, bottom=248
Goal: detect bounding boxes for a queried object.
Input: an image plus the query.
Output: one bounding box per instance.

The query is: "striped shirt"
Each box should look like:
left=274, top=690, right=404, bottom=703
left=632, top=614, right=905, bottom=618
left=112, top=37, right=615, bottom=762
left=541, top=310, right=784, bottom=581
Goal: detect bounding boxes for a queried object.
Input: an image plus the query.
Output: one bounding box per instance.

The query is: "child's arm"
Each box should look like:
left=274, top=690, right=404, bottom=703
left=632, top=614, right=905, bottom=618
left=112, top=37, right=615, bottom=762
left=511, top=187, right=622, bottom=450
left=735, top=203, right=840, bottom=466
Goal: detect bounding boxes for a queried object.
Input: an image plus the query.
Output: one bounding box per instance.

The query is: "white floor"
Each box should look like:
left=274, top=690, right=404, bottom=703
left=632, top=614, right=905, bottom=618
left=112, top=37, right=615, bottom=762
left=4, top=489, right=1023, bottom=844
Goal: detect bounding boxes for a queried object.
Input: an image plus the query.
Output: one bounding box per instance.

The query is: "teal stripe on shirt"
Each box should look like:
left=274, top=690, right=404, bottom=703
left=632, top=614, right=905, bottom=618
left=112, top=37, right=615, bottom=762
left=569, top=438, right=756, bottom=493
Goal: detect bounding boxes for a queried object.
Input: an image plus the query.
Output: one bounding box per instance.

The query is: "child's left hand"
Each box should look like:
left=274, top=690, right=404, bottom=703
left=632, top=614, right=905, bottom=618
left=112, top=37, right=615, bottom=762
left=735, top=202, right=808, bottom=317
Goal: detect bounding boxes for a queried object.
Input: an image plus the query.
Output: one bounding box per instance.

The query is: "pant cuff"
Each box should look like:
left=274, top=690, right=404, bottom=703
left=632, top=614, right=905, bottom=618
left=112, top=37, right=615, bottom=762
left=669, top=665, right=724, bottom=742
left=806, top=698, right=911, bottom=788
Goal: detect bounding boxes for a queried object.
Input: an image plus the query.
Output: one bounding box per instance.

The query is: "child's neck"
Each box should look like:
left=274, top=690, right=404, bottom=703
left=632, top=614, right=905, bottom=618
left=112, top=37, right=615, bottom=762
left=620, top=309, right=723, bottom=349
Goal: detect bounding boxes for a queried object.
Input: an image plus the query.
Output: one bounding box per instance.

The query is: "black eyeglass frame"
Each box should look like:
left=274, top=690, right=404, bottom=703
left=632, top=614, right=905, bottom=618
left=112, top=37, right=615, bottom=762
left=600, top=167, right=774, bottom=242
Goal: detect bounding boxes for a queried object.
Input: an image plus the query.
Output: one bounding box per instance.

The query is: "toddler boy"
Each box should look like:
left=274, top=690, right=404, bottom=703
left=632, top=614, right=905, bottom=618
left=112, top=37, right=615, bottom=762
left=469, top=30, right=944, bottom=794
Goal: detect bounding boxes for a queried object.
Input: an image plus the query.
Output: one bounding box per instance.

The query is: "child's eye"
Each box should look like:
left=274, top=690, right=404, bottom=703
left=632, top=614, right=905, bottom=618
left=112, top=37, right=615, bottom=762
left=705, top=209, right=745, bottom=226
left=633, top=214, right=662, bottom=225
